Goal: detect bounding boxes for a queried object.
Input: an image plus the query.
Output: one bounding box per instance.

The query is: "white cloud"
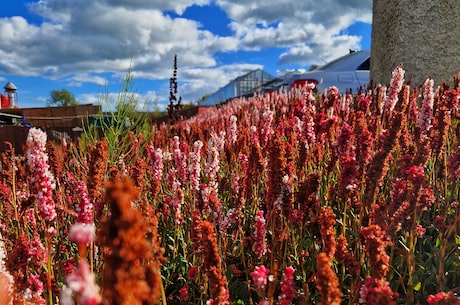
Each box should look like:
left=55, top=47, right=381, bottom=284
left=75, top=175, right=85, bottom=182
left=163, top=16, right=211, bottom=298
left=66, top=74, right=108, bottom=87
left=1, top=0, right=371, bottom=105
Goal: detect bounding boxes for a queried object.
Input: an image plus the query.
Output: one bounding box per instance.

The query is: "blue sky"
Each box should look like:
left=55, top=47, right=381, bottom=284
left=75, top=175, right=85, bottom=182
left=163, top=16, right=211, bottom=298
left=0, top=0, right=372, bottom=110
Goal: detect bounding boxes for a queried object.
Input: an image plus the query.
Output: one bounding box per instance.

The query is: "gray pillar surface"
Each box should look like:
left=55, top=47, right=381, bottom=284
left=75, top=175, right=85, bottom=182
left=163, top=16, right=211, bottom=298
left=371, top=0, right=460, bottom=87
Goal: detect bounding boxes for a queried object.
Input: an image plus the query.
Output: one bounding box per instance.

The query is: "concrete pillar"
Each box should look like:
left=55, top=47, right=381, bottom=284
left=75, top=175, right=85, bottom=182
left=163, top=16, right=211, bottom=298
left=371, top=0, right=460, bottom=87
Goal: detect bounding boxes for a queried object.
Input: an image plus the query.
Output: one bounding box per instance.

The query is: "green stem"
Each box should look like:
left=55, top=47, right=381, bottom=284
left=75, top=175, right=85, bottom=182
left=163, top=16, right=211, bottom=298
left=160, top=276, right=168, bottom=305
left=46, top=233, right=54, bottom=305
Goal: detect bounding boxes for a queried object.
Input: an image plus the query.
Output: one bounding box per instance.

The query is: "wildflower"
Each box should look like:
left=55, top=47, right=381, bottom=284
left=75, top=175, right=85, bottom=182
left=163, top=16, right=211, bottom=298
left=339, top=156, right=360, bottom=194
left=228, top=115, right=238, bottom=145
left=278, top=266, right=296, bottom=305
left=427, top=291, right=460, bottom=305
left=359, top=276, right=398, bottom=305
left=289, top=209, right=304, bottom=226
left=64, top=260, right=101, bottom=305
left=231, top=171, right=239, bottom=194
left=178, top=284, right=190, bottom=303
left=147, top=145, right=164, bottom=196
left=250, top=265, right=270, bottom=290
left=192, top=219, right=229, bottom=305
left=444, top=89, right=460, bottom=111
left=260, top=110, right=274, bottom=147
left=63, top=258, right=77, bottom=276
left=67, top=173, right=95, bottom=224
left=27, top=274, right=44, bottom=298
left=86, top=139, right=108, bottom=218
left=318, top=207, right=337, bottom=259
left=418, top=78, right=435, bottom=136
left=405, top=165, right=425, bottom=185
left=338, top=93, right=352, bottom=121
left=220, top=208, right=240, bottom=230
left=335, top=235, right=361, bottom=275
left=434, top=215, right=450, bottom=232
left=68, top=223, right=96, bottom=245
left=167, top=169, right=184, bottom=224
left=416, top=225, right=426, bottom=237
left=431, top=89, right=452, bottom=159
left=214, top=131, right=226, bottom=154
left=98, top=176, right=165, bottom=305
left=447, top=150, right=460, bottom=180
left=189, top=140, right=203, bottom=191
left=173, top=136, right=188, bottom=181
left=205, top=136, right=221, bottom=189
left=304, top=113, right=316, bottom=149
left=28, top=236, right=48, bottom=267
left=388, top=201, right=411, bottom=233
left=361, top=225, right=392, bottom=279
left=325, top=86, right=340, bottom=109
left=316, top=253, right=342, bottom=305
left=384, top=65, right=405, bottom=113
left=187, top=266, right=198, bottom=282
left=0, top=232, right=13, bottom=305
left=357, top=93, right=372, bottom=113
left=238, top=153, right=249, bottom=177
left=250, top=125, right=260, bottom=146
left=353, top=111, right=373, bottom=167
left=252, top=210, right=267, bottom=259
left=335, top=123, right=354, bottom=158
left=26, top=127, right=57, bottom=222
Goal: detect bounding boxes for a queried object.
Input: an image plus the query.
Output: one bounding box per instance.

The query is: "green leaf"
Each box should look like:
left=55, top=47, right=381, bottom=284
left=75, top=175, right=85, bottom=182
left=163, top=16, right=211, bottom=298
left=455, top=235, right=460, bottom=245
left=413, top=282, right=421, bottom=291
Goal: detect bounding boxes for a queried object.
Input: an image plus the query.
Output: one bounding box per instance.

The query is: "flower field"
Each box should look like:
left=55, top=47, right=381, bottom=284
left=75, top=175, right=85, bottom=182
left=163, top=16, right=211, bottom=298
left=1, top=66, right=460, bottom=305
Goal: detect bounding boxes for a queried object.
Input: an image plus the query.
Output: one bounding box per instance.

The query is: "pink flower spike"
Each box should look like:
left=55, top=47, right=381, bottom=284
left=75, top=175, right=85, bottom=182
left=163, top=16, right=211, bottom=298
left=250, top=265, right=270, bottom=290
left=252, top=210, right=267, bottom=259
left=26, top=127, right=57, bottom=222
left=66, top=260, right=101, bottom=305
left=189, top=140, right=203, bottom=191
left=384, top=65, right=405, bottom=112
left=228, top=115, right=238, bottom=145
left=418, top=78, right=435, bottom=136
left=69, top=223, right=96, bottom=245
left=279, top=266, right=296, bottom=305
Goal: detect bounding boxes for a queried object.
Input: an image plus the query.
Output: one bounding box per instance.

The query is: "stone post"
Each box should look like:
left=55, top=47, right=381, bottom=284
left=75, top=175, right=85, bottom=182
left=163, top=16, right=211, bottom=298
left=371, top=0, right=460, bottom=87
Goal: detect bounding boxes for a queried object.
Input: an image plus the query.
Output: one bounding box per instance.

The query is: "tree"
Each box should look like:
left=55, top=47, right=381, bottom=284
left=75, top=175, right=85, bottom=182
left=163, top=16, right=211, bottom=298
left=48, top=89, right=79, bottom=107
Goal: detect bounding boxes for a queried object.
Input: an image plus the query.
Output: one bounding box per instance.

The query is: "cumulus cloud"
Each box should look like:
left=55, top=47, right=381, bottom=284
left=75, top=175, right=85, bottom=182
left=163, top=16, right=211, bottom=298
left=0, top=0, right=371, bottom=106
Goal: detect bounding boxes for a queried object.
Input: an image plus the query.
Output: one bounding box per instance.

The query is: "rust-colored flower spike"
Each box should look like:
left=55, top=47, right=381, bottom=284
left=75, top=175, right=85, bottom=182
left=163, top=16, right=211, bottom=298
left=363, top=111, right=404, bottom=209
left=361, top=224, right=392, bottom=279
left=192, top=218, right=230, bottom=305
left=431, top=86, right=452, bottom=160
left=0, top=142, right=15, bottom=187
left=87, top=139, right=108, bottom=218
left=98, top=176, right=164, bottom=305
left=46, top=141, right=66, bottom=182
left=318, top=207, right=337, bottom=259
left=130, top=156, right=149, bottom=194
left=315, top=252, right=342, bottom=305
left=335, top=235, right=361, bottom=275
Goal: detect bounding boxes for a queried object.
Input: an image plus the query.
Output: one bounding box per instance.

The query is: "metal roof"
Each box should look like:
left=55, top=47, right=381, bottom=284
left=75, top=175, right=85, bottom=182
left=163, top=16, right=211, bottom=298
left=4, top=82, right=17, bottom=90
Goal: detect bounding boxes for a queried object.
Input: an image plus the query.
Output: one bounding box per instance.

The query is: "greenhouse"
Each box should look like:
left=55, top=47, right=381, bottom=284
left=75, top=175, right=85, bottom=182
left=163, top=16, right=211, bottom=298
left=200, top=69, right=276, bottom=107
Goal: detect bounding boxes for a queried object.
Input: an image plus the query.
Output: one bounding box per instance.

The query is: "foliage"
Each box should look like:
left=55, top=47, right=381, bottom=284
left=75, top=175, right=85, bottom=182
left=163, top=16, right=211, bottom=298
left=48, top=89, right=79, bottom=107
left=1, top=67, right=460, bottom=305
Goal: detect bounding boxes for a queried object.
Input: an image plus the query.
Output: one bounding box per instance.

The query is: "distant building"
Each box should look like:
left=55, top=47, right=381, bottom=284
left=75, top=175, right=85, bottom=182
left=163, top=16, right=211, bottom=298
left=200, top=69, right=276, bottom=108
left=0, top=82, right=18, bottom=109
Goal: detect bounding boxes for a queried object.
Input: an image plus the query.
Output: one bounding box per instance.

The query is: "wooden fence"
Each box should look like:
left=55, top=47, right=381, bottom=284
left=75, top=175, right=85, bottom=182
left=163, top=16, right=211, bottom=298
left=0, top=125, right=84, bottom=154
